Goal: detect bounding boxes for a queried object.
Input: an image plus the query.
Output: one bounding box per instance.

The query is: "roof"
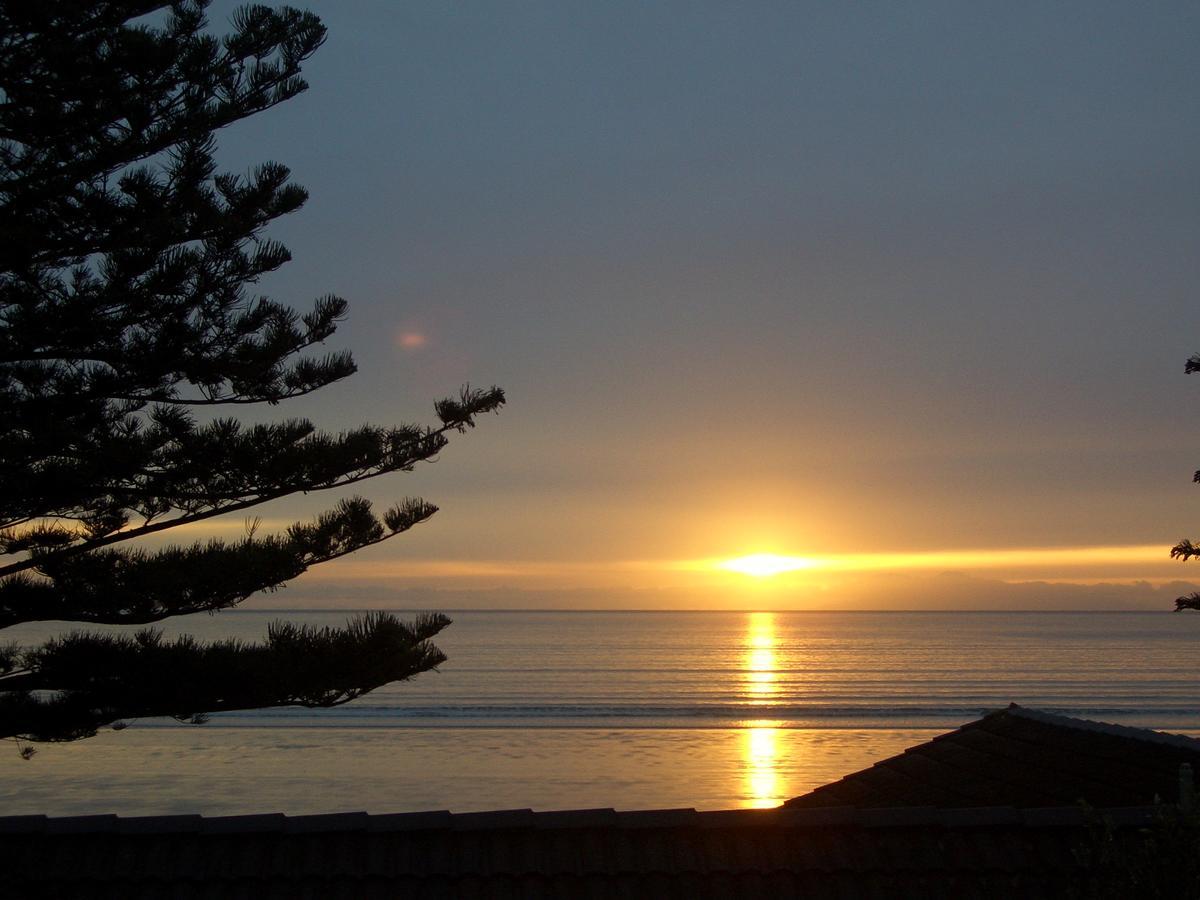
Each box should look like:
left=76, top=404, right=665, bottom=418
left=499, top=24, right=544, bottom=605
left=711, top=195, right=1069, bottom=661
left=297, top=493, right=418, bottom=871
left=10, top=706, right=1199, bottom=896
left=0, top=804, right=1168, bottom=899
left=786, top=703, right=1200, bottom=810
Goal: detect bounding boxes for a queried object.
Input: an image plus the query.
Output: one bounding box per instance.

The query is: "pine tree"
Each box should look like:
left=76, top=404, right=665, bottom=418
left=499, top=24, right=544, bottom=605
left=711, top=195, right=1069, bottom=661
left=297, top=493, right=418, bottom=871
left=0, top=1, right=504, bottom=747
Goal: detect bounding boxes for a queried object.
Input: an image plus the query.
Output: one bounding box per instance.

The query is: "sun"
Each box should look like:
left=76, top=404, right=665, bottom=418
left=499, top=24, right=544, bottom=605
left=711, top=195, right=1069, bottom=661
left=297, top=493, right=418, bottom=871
left=718, top=553, right=814, bottom=578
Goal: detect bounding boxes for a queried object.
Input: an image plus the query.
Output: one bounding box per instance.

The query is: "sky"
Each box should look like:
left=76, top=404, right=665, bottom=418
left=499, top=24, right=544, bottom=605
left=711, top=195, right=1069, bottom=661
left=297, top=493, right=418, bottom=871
left=194, top=1, right=1200, bottom=608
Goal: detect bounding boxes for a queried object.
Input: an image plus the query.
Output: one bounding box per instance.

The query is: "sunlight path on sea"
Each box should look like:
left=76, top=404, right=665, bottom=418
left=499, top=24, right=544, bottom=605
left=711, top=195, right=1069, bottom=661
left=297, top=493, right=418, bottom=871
left=741, top=612, right=784, bottom=808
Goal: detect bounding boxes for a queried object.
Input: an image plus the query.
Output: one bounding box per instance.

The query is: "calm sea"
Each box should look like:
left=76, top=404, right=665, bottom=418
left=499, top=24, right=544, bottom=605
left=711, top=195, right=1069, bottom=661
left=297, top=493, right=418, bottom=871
left=3, top=610, right=1199, bottom=816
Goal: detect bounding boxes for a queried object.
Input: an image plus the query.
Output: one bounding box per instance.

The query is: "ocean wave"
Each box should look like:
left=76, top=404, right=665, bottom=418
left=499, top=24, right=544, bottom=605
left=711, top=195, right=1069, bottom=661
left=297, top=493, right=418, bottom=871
left=202, top=701, right=1200, bottom=726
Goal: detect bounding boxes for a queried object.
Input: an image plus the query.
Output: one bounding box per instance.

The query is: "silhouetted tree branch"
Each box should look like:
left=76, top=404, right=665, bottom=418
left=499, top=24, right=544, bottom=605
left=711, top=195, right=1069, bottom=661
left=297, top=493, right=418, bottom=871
left=0, top=612, right=451, bottom=742
left=1176, top=360, right=1200, bottom=609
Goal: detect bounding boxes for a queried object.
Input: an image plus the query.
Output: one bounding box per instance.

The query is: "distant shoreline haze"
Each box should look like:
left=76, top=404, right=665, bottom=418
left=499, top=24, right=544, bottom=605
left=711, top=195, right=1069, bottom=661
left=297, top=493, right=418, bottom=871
left=241, top=575, right=1200, bottom=612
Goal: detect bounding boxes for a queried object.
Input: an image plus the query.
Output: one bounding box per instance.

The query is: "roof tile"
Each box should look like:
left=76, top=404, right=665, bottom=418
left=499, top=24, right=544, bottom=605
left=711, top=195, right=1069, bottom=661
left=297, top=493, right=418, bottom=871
left=451, top=808, right=535, bottom=830
left=858, top=806, right=941, bottom=828
left=616, top=807, right=698, bottom=829
left=532, top=807, right=618, bottom=829
left=117, top=814, right=203, bottom=834
left=201, top=813, right=286, bottom=834
left=0, top=814, right=46, bottom=833
left=367, top=809, right=452, bottom=831
left=47, top=814, right=118, bottom=834
left=940, top=806, right=1021, bottom=827
left=284, top=812, right=369, bottom=833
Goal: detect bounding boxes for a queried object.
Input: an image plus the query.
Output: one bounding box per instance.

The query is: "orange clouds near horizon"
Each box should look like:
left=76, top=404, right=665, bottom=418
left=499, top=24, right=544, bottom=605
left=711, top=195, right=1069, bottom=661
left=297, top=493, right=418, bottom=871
left=298, top=542, right=1184, bottom=589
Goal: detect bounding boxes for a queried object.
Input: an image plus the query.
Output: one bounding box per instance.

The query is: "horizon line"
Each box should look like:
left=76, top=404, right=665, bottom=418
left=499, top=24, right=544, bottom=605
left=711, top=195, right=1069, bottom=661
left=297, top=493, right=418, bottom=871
left=214, top=607, right=1190, bottom=615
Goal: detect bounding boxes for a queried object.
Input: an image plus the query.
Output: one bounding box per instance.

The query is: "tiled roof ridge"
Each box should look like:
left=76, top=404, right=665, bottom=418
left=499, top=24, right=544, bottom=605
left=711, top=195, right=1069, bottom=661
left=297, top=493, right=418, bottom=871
left=1003, top=703, right=1200, bottom=751
left=0, top=804, right=1163, bottom=835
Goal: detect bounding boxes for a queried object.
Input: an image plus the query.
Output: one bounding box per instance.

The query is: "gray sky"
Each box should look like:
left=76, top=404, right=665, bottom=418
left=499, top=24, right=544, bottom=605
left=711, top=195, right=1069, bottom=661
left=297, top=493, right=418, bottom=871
left=197, top=2, right=1200, bottom=605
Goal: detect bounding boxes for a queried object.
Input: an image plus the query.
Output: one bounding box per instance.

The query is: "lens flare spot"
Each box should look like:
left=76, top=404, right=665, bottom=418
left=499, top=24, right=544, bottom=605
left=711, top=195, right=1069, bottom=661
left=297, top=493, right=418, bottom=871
left=396, top=331, right=428, bottom=349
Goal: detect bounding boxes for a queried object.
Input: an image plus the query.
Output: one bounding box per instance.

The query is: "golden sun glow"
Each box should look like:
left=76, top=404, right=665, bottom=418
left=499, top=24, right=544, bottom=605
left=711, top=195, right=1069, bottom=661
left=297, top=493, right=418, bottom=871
left=719, top=554, right=814, bottom=578
left=702, top=544, right=1170, bottom=581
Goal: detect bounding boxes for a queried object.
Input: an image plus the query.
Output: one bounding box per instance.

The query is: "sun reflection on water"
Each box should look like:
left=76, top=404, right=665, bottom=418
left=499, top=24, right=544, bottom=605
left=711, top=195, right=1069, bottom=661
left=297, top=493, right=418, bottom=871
left=740, top=612, right=785, bottom=808
left=744, top=612, right=778, bottom=703
left=743, top=722, right=783, bottom=808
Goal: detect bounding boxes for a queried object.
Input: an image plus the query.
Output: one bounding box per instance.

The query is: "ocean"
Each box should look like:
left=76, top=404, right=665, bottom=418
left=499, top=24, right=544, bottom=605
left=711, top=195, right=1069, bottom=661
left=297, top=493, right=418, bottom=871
left=3, top=609, right=1199, bottom=816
